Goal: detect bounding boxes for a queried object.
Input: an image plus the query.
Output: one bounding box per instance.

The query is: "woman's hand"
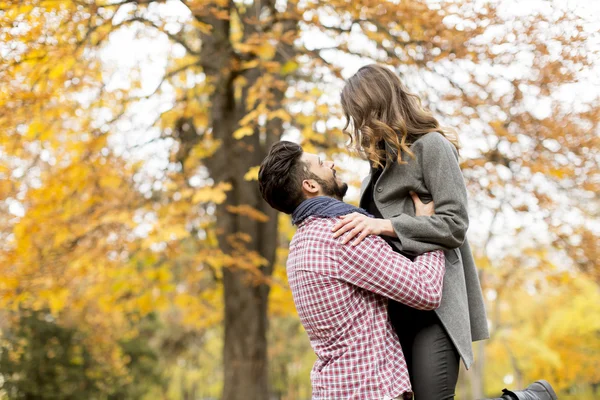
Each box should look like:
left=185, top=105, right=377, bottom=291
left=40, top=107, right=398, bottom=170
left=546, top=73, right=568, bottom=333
left=332, top=192, right=434, bottom=246
left=332, top=213, right=387, bottom=246
left=412, top=191, right=435, bottom=217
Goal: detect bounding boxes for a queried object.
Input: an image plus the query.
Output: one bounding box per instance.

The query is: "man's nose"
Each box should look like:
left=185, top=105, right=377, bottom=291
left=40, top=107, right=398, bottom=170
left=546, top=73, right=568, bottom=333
left=325, top=160, right=335, bottom=169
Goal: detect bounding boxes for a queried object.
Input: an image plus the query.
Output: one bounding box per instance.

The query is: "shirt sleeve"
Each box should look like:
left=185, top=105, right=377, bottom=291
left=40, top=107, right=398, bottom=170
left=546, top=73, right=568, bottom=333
left=337, top=233, right=445, bottom=310
left=390, top=132, right=469, bottom=255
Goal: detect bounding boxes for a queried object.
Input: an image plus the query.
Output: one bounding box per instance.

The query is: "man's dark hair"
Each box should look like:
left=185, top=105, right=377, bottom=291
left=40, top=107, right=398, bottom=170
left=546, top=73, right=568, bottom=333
left=258, top=141, right=311, bottom=214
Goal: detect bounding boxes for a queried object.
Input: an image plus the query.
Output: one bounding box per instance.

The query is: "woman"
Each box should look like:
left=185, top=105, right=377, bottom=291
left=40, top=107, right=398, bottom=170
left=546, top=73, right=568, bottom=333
left=333, top=64, right=489, bottom=400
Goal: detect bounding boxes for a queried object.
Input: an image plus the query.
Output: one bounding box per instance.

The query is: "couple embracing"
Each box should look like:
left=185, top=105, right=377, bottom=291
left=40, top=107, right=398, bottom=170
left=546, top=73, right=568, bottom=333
left=258, top=65, right=557, bottom=400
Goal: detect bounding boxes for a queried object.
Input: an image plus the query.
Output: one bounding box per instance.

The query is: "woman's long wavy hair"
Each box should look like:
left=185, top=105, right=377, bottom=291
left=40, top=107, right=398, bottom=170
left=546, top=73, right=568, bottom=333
left=341, top=64, right=459, bottom=168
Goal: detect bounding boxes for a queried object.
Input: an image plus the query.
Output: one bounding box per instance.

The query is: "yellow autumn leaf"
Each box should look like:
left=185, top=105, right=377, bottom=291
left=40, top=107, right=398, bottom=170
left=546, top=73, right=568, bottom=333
left=192, top=183, right=232, bottom=204
left=155, top=267, right=172, bottom=283
left=234, top=75, right=248, bottom=101
left=236, top=43, right=255, bottom=53
left=53, top=228, right=70, bottom=247
left=193, top=20, right=213, bottom=35
left=241, top=60, right=260, bottom=69
left=280, top=60, right=299, bottom=75
left=239, top=109, right=259, bottom=126
left=137, top=292, right=154, bottom=315
left=490, top=120, right=509, bottom=136
left=233, top=126, right=254, bottom=139
left=268, top=109, right=292, bottom=123
left=99, top=174, right=122, bottom=189
left=156, top=224, right=189, bottom=242
left=193, top=112, right=208, bottom=128
left=244, top=166, right=260, bottom=181
left=226, top=204, right=270, bottom=222
left=44, top=288, right=69, bottom=315
left=26, top=120, right=44, bottom=139
left=256, top=42, right=276, bottom=61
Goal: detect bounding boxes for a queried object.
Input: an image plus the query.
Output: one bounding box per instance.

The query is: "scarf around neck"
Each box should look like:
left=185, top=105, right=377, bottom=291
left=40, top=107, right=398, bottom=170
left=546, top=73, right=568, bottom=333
left=291, top=196, right=373, bottom=226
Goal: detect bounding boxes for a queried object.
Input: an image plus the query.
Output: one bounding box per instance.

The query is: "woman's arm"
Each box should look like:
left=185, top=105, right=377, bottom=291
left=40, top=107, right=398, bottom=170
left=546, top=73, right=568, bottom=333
left=390, top=132, right=468, bottom=254
left=332, top=132, right=468, bottom=253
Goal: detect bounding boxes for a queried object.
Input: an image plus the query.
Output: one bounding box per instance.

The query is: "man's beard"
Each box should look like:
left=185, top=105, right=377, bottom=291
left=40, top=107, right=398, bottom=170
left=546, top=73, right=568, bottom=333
left=312, top=174, right=348, bottom=201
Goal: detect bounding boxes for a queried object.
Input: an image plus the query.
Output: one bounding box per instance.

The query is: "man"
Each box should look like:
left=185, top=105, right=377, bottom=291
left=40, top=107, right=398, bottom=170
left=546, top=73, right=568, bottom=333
left=259, top=141, right=443, bottom=399
left=258, top=141, right=558, bottom=400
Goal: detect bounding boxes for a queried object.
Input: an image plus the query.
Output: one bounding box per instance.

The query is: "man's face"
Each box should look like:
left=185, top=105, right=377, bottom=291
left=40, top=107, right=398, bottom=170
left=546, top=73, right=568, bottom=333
left=300, top=152, right=349, bottom=200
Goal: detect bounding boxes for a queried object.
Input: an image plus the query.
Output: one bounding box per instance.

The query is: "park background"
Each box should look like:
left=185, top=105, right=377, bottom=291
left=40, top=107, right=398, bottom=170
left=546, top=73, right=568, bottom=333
left=0, top=0, right=599, bottom=399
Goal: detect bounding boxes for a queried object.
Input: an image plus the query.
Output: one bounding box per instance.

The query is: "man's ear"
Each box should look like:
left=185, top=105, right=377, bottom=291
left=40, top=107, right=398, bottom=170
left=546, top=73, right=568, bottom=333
left=302, top=179, right=319, bottom=195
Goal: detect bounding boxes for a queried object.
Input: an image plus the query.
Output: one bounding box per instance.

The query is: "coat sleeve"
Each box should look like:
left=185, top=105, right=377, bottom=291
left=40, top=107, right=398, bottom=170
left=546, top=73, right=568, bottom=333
left=389, top=132, right=469, bottom=255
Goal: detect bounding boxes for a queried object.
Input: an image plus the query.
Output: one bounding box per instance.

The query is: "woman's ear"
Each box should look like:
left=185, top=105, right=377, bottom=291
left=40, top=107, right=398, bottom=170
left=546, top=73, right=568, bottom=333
left=302, top=179, right=319, bottom=195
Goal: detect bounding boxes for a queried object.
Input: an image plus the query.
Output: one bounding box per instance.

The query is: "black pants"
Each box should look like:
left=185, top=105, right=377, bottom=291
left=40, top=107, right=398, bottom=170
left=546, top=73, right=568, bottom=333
left=390, top=301, right=460, bottom=400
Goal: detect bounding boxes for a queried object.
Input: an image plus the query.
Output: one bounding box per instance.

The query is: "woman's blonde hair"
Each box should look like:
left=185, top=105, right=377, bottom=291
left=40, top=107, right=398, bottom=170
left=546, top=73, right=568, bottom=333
left=341, top=64, right=459, bottom=168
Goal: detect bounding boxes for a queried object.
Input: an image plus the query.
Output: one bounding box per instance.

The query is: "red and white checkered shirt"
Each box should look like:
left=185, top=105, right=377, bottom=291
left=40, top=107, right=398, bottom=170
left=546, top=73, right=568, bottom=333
left=287, top=216, right=445, bottom=400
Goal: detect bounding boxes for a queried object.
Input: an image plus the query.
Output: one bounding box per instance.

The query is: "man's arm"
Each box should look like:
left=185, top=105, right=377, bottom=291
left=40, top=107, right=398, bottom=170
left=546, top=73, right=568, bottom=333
left=337, top=232, right=445, bottom=310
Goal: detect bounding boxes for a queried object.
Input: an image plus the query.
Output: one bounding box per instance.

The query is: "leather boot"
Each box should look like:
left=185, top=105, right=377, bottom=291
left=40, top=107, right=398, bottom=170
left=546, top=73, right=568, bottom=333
left=500, top=380, right=558, bottom=400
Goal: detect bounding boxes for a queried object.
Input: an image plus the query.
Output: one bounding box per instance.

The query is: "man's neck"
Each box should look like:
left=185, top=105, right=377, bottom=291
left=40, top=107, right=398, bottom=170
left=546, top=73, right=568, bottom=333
left=305, top=194, right=343, bottom=202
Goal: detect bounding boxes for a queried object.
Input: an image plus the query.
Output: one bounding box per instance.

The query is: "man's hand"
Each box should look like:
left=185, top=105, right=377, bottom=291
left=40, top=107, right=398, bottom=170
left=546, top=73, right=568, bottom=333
left=411, top=191, right=435, bottom=217
left=332, top=213, right=386, bottom=246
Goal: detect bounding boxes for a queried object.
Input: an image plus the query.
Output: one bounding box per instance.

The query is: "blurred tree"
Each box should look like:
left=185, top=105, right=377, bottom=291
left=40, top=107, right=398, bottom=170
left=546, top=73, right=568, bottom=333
left=0, top=1, right=598, bottom=400
left=0, top=309, right=164, bottom=399
left=478, top=251, right=600, bottom=399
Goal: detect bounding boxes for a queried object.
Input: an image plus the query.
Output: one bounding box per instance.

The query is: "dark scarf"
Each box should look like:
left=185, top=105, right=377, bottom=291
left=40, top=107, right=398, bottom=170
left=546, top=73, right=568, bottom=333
left=291, top=196, right=373, bottom=226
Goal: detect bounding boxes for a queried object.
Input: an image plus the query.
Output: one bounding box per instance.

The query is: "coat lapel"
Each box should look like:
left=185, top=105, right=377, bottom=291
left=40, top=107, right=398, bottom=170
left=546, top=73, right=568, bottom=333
left=358, top=174, right=372, bottom=209
left=359, top=142, right=397, bottom=208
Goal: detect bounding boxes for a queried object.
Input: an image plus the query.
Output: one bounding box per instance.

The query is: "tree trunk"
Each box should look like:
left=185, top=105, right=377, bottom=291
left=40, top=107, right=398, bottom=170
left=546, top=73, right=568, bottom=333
left=209, top=108, right=279, bottom=399
left=192, top=3, right=296, bottom=398
left=195, top=86, right=279, bottom=399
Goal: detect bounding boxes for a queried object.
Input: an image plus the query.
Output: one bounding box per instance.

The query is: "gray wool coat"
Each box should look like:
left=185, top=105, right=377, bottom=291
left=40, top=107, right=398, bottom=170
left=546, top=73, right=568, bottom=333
left=359, top=131, right=489, bottom=369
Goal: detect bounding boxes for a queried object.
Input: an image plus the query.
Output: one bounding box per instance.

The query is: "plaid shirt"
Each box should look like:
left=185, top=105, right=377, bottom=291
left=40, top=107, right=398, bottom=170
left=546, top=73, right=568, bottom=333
left=287, top=216, right=445, bottom=400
